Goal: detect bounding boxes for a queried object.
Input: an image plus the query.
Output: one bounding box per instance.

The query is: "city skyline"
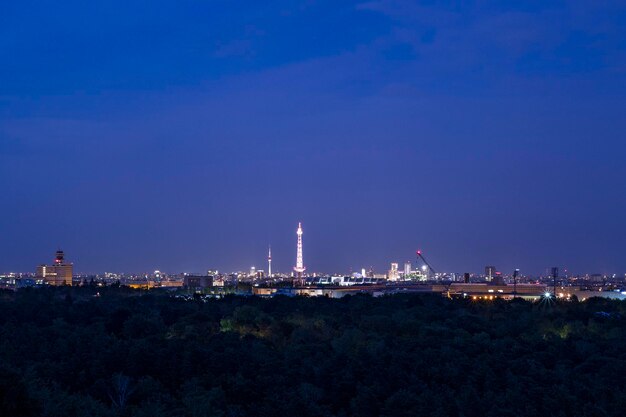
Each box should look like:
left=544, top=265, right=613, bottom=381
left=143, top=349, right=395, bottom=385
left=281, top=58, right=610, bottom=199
left=4, top=222, right=624, bottom=277
left=3, top=3, right=626, bottom=417
left=2, top=1, right=626, bottom=275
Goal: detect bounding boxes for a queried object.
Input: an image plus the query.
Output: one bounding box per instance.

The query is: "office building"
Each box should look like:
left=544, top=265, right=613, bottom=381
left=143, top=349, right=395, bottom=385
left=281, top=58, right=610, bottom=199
left=485, top=266, right=496, bottom=282
left=388, top=263, right=399, bottom=281
left=183, top=275, right=213, bottom=290
left=36, top=250, right=73, bottom=286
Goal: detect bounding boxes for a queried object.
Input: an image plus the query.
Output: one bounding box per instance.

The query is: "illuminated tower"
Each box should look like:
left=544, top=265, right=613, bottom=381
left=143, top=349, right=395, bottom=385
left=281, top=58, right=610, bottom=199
left=294, top=222, right=305, bottom=277
left=268, top=246, right=272, bottom=278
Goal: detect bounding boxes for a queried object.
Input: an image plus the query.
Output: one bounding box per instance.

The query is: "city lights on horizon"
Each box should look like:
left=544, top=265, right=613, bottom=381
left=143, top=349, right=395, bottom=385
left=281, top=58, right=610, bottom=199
left=2, top=221, right=625, bottom=280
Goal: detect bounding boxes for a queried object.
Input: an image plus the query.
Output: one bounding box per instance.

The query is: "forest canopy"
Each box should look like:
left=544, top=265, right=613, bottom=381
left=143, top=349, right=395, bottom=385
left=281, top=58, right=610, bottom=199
left=1, top=287, right=626, bottom=417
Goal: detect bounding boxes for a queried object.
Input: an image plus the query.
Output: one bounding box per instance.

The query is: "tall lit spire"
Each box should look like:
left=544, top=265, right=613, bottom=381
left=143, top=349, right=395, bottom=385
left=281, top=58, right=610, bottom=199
left=294, top=222, right=305, bottom=277
left=268, top=245, right=272, bottom=278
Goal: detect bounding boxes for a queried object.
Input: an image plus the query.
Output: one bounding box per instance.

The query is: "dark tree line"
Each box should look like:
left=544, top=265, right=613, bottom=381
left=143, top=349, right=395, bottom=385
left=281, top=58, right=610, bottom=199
left=1, top=286, right=626, bottom=417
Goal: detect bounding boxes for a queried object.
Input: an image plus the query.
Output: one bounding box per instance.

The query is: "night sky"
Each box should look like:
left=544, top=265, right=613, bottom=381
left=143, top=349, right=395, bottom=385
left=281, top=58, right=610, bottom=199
left=2, top=1, right=626, bottom=275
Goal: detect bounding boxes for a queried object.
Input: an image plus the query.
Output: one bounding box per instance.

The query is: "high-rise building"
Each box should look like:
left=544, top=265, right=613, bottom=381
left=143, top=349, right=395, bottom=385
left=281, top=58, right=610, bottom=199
left=492, top=272, right=505, bottom=285
left=485, top=266, right=496, bottom=282
left=294, top=222, right=306, bottom=277
left=404, top=262, right=411, bottom=277
left=388, top=263, right=399, bottom=281
left=36, top=250, right=73, bottom=286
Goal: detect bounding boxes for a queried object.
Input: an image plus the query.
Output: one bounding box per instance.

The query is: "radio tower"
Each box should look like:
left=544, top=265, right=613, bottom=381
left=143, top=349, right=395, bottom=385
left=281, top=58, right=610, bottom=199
left=268, top=246, right=272, bottom=278
left=294, top=222, right=306, bottom=278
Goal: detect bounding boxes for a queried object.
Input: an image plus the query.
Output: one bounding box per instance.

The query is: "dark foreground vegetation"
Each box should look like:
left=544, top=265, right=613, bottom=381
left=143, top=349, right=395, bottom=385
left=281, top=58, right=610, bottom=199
left=2, top=287, right=626, bottom=417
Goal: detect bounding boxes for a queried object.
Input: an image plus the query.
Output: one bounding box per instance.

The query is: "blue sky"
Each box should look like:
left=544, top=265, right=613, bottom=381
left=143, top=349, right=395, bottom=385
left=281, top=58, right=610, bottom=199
left=1, top=0, right=626, bottom=275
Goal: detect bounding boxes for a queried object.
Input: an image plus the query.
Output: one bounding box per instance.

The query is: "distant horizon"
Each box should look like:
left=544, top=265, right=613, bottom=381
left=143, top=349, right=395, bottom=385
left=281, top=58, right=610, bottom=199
left=4, top=239, right=624, bottom=278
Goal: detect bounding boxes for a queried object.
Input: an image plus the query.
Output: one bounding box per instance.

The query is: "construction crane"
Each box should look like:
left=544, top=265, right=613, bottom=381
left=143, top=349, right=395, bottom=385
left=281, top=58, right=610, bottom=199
left=416, top=250, right=437, bottom=279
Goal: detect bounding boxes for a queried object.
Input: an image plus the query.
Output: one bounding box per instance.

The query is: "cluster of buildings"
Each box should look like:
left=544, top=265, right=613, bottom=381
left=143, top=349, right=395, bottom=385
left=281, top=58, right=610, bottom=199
left=1, top=223, right=626, bottom=302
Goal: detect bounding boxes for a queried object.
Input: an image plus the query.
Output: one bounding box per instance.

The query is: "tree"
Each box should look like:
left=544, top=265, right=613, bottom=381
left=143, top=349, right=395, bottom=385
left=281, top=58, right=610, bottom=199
left=109, top=374, right=134, bottom=413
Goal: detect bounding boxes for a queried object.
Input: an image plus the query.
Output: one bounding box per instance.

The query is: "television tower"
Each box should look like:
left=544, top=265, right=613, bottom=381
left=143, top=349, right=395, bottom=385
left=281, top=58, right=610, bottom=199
left=294, top=222, right=305, bottom=277
left=268, top=246, right=272, bottom=278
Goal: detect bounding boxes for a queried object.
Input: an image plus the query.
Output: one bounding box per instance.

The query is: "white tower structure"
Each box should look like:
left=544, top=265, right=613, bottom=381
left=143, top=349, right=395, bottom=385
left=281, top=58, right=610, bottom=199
left=294, top=222, right=306, bottom=277
left=268, top=246, right=272, bottom=278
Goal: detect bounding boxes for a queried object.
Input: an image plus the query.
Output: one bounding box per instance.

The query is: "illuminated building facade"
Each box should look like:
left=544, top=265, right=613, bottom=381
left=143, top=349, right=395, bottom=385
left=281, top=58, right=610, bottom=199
left=36, top=250, right=73, bottom=286
left=388, top=263, right=399, bottom=281
left=485, top=266, right=496, bottom=282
